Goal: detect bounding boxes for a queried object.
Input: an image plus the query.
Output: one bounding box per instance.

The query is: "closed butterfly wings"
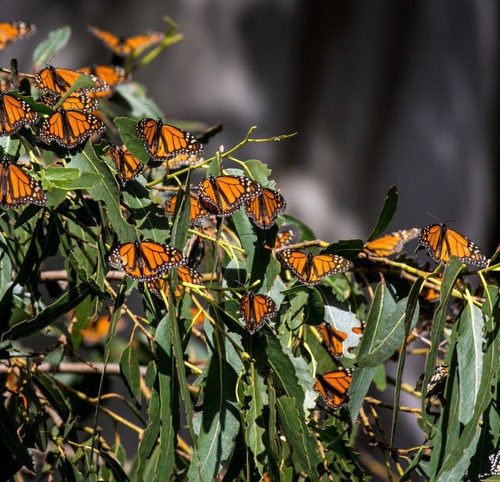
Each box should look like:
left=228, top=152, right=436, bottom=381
left=136, top=118, right=203, bottom=167
left=108, top=241, right=187, bottom=281
left=363, top=228, right=419, bottom=258
left=314, top=369, right=353, bottom=410
left=0, top=90, right=38, bottom=136
left=198, top=175, right=262, bottom=217
left=418, top=223, right=488, bottom=267
left=277, top=249, right=353, bottom=285
left=0, top=158, right=46, bottom=208
left=107, top=144, right=144, bottom=185
left=244, top=187, right=286, bottom=229
left=164, top=191, right=208, bottom=225
left=239, top=292, right=277, bottom=334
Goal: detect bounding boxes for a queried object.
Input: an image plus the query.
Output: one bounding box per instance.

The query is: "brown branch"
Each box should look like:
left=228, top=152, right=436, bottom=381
left=0, top=362, right=146, bottom=376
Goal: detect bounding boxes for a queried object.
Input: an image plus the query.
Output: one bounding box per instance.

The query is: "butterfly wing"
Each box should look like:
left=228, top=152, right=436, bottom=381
left=164, top=192, right=208, bottom=225
left=122, top=32, right=165, bottom=55
left=148, top=265, right=203, bottom=299
left=245, top=188, right=286, bottom=229
left=0, top=159, right=46, bottom=208
left=363, top=228, right=419, bottom=257
left=274, top=230, right=294, bottom=250
left=37, top=92, right=99, bottom=113
left=239, top=292, right=277, bottom=334
left=314, top=369, right=353, bottom=409
left=198, top=175, right=262, bottom=216
left=318, top=323, right=347, bottom=358
left=108, top=144, right=144, bottom=185
left=79, top=65, right=129, bottom=98
left=425, top=364, right=448, bottom=399
left=35, top=66, right=108, bottom=96
left=0, top=91, right=39, bottom=136
left=0, top=22, right=34, bottom=49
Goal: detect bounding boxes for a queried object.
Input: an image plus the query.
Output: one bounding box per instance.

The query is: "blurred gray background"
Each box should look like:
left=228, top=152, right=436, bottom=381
left=4, top=0, right=498, bottom=253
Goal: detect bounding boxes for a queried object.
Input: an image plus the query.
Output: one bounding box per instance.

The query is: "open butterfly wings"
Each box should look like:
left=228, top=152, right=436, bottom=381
left=108, top=144, right=144, bottom=185
left=79, top=65, right=129, bottom=98
left=363, top=228, right=420, bottom=257
left=37, top=92, right=99, bottom=113
left=277, top=249, right=353, bottom=285
left=0, top=159, right=46, bottom=208
left=198, top=175, right=262, bottom=217
left=244, top=188, right=286, bottom=229
left=136, top=118, right=204, bottom=167
left=239, top=292, right=277, bottom=334
left=418, top=223, right=488, bottom=267
left=0, top=22, right=35, bottom=49
left=314, top=369, right=353, bottom=410
left=147, top=265, right=203, bottom=300
left=34, top=66, right=109, bottom=96
left=108, top=241, right=187, bottom=281
left=0, top=90, right=39, bottom=136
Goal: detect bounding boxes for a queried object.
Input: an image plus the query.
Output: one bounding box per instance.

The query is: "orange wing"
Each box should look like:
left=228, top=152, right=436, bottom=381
left=274, top=230, right=294, bottom=250
left=136, top=118, right=204, bottom=166
left=38, top=108, right=105, bottom=149
left=108, top=241, right=187, bottom=281
left=37, top=92, right=99, bottom=113
left=107, top=144, right=144, bottom=185
left=363, top=228, right=419, bottom=257
left=244, top=188, right=286, bottom=229
left=147, top=265, right=203, bottom=300
left=418, top=223, right=488, bottom=267
left=197, top=175, right=262, bottom=217
left=79, top=65, right=129, bottom=98
left=0, top=22, right=35, bottom=49
left=239, top=292, right=277, bottom=334
left=314, top=369, right=353, bottom=409
left=0, top=90, right=38, bottom=135
left=318, top=323, right=347, bottom=358
left=164, top=191, right=208, bottom=225
left=88, top=26, right=164, bottom=56
left=34, top=65, right=108, bottom=96
left=277, top=249, right=353, bottom=285
left=0, top=158, right=46, bottom=208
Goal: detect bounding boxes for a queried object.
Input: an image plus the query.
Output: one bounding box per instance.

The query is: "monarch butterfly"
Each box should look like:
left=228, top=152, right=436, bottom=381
left=274, top=229, right=294, bottom=250
left=37, top=92, right=99, bottom=113
left=318, top=322, right=364, bottom=359
left=363, top=228, right=420, bottom=258
left=164, top=191, right=209, bottom=225
left=479, top=450, right=500, bottom=480
left=147, top=265, right=203, bottom=300
left=244, top=187, right=286, bottom=230
left=79, top=65, right=129, bottom=98
left=276, top=249, right=353, bottom=285
left=0, top=21, right=35, bottom=50
left=107, top=144, right=144, bottom=185
left=38, top=108, right=105, bottom=149
left=135, top=118, right=204, bottom=166
left=34, top=65, right=108, bottom=96
left=239, top=292, right=277, bottom=334
left=0, top=157, right=46, bottom=208
left=314, top=369, right=353, bottom=410
left=80, top=314, right=124, bottom=345
left=0, top=90, right=39, bottom=136
left=425, top=364, right=448, bottom=399
left=88, top=26, right=165, bottom=57
left=108, top=240, right=187, bottom=281
left=197, top=175, right=262, bottom=217
left=418, top=223, right=488, bottom=267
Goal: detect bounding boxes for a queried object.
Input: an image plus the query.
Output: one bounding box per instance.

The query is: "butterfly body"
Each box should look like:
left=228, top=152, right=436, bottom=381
left=34, top=66, right=108, bottom=96
left=314, top=369, right=353, bottom=409
left=108, top=241, right=187, bottom=281
left=239, top=292, right=277, bottom=334
left=277, top=249, right=353, bottom=285
left=0, top=158, right=46, bottom=208
left=197, top=175, right=262, bottom=217
left=164, top=191, right=208, bottom=225
left=107, top=144, right=144, bottom=185
left=245, top=187, right=286, bottom=229
left=0, top=90, right=39, bottom=136
left=418, top=223, right=488, bottom=267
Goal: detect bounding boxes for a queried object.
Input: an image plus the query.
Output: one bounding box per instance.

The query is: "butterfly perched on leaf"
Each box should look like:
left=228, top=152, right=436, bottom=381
left=79, top=65, right=129, bottom=98
left=0, top=157, right=46, bottom=208
left=88, top=26, right=165, bottom=57
left=147, top=265, right=203, bottom=300
left=244, top=187, right=286, bottom=229
left=314, top=368, right=353, bottom=410
left=34, top=65, right=108, bottom=96
left=197, top=175, right=262, bottom=217
left=239, top=292, right=277, bottom=334
left=425, top=364, right=448, bottom=399
left=107, top=144, right=144, bottom=185
left=318, top=322, right=363, bottom=359
left=418, top=223, right=488, bottom=267
left=0, top=90, right=39, bottom=136
left=363, top=227, right=419, bottom=258
left=276, top=249, right=353, bottom=285
left=38, top=108, right=105, bottom=149
left=0, top=21, right=35, bottom=50
left=37, top=92, right=99, bottom=113
left=108, top=240, right=187, bottom=281
left=136, top=118, right=204, bottom=167
left=164, top=191, right=209, bottom=225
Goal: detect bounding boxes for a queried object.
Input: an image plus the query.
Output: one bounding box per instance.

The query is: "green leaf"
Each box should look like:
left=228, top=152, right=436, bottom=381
left=100, top=450, right=130, bottom=482
left=33, top=372, right=71, bottom=422
left=120, top=345, right=142, bottom=402
left=114, top=83, right=164, bottom=120
left=303, top=288, right=324, bottom=325
left=41, top=167, right=102, bottom=190
left=114, top=116, right=152, bottom=165
left=0, top=233, right=12, bottom=302
left=33, top=26, right=71, bottom=68
left=320, top=238, right=364, bottom=259
left=348, top=366, right=376, bottom=422
left=367, top=185, right=398, bottom=241
left=0, top=402, right=33, bottom=471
